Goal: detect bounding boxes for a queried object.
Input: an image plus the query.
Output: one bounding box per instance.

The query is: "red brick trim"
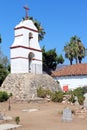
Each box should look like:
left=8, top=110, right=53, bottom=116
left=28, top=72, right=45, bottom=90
left=10, top=45, right=42, bottom=52
left=11, top=56, right=42, bottom=62
left=14, top=26, right=38, bottom=33
left=32, top=58, right=42, bottom=62
left=11, top=56, right=28, bottom=59
left=15, top=34, right=23, bottom=37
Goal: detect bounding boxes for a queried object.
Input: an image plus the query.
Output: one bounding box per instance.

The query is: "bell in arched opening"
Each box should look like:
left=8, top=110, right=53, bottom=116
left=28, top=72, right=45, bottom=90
left=29, top=32, right=33, bottom=40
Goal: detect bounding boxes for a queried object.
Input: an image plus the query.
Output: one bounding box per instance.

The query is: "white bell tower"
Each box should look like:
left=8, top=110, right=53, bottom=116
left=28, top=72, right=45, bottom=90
left=10, top=6, right=42, bottom=74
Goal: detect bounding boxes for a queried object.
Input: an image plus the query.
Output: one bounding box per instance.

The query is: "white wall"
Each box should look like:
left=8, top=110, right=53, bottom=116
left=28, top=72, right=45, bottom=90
left=11, top=47, right=42, bottom=60
left=11, top=58, right=29, bottom=73
left=10, top=19, right=42, bottom=74
left=56, top=75, right=87, bottom=90
left=10, top=47, right=42, bottom=74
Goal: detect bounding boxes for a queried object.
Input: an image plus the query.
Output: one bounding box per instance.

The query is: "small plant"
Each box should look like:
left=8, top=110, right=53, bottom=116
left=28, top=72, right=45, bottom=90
left=37, top=87, right=53, bottom=98
left=0, top=91, right=9, bottom=102
left=78, top=95, right=85, bottom=105
left=37, top=87, right=46, bottom=98
left=72, top=87, right=85, bottom=105
left=9, top=93, right=13, bottom=97
left=51, top=91, right=64, bottom=102
left=15, top=116, right=20, bottom=124
left=69, top=94, right=75, bottom=103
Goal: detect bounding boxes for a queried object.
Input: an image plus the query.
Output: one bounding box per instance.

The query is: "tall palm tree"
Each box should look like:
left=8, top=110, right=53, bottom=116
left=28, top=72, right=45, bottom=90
left=71, top=35, right=86, bottom=64
left=64, top=43, right=74, bottom=65
left=64, top=35, right=86, bottom=64
left=70, top=36, right=80, bottom=64
left=78, top=42, right=86, bottom=63
left=33, top=19, right=45, bottom=41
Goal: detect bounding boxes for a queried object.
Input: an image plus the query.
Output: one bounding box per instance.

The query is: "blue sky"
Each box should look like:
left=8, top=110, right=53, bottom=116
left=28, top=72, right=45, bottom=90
left=0, top=0, right=87, bottom=65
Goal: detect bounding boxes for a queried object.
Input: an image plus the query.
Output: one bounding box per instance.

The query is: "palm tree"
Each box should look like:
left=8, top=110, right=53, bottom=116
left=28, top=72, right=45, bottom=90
left=70, top=36, right=80, bottom=64
left=64, top=43, right=74, bottom=65
left=64, top=35, right=86, bottom=64
left=71, top=35, right=86, bottom=64
left=33, top=19, right=45, bottom=41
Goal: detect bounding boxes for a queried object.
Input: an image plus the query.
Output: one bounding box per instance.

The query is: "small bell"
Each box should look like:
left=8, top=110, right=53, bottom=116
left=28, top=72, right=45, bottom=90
left=29, top=32, right=33, bottom=39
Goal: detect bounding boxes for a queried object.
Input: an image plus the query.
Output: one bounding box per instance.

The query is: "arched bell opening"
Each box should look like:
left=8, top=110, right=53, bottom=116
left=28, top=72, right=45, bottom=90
left=29, top=32, right=33, bottom=39
left=28, top=52, right=35, bottom=72
left=29, top=32, right=33, bottom=47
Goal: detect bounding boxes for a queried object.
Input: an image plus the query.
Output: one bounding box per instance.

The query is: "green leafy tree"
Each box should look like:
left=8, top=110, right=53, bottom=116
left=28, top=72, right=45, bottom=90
left=0, top=47, right=9, bottom=68
left=0, top=64, right=8, bottom=86
left=64, top=35, right=86, bottom=65
left=57, top=54, right=64, bottom=64
left=0, top=46, right=10, bottom=86
left=42, top=46, right=64, bottom=74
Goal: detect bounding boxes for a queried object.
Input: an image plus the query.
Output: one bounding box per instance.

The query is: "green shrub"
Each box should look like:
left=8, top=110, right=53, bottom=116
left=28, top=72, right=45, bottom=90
left=51, top=91, right=64, bottom=102
left=82, top=86, right=87, bottom=94
left=69, top=94, right=75, bottom=103
left=15, top=116, right=20, bottom=124
left=37, top=87, right=52, bottom=98
left=37, top=87, right=64, bottom=102
left=78, top=95, right=85, bottom=105
left=45, top=89, right=53, bottom=97
left=73, top=87, right=85, bottom=105
left=37, top=87, right=46, bottom=98
left=0, top=91, right=9, bottom=102
left=9, top=93, right=13, bottom=98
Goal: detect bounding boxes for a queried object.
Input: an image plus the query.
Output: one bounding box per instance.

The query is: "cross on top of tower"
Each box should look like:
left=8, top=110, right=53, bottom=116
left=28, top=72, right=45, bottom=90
left=23, top=5, right=29, bottom=19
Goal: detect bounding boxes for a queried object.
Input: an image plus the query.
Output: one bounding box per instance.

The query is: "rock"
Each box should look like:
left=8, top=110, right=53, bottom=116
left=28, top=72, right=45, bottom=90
left=0, top=73, right=59, bottom=100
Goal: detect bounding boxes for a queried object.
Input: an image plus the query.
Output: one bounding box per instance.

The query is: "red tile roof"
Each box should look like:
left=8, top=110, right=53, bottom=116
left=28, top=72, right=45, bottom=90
left=52, top=63, right=87, bottom=77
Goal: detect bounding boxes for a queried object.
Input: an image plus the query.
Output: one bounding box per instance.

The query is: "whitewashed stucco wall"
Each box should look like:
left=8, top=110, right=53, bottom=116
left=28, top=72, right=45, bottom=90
left=11, top=47, right=42, bottom=61
left=10, top=19, right=42, bottom=74
left=55, top=75, right=87, bottom=90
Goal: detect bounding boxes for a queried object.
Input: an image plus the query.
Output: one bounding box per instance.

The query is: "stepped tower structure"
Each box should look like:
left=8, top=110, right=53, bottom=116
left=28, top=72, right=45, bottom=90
left=10, top=6, right=42, bottom=74
left=0, top=6, right=59, bottom=100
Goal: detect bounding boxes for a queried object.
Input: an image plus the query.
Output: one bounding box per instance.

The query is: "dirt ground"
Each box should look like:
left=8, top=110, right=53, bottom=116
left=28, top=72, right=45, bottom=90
left=0, top=99, right=87, bottom=130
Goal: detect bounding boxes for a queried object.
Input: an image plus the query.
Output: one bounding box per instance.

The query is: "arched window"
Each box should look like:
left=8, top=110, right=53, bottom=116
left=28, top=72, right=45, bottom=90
left=28, top=52, right=35, bottom=72
left=29, top=32, right=33, bottom=40
left=29, top=32, right=33, bottom=47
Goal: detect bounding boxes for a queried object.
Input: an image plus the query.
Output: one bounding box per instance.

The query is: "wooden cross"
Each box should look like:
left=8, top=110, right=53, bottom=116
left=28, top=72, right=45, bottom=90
left=23, top=5, right=29, bottom=19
